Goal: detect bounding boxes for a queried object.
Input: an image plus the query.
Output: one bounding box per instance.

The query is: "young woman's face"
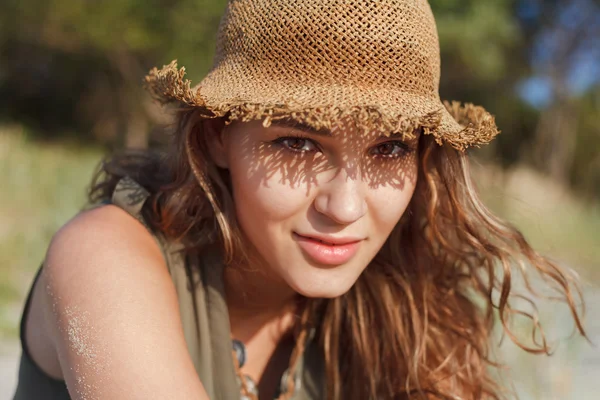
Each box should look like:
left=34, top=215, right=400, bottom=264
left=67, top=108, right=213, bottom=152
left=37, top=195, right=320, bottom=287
left=211, top=118, right=419, bottom=298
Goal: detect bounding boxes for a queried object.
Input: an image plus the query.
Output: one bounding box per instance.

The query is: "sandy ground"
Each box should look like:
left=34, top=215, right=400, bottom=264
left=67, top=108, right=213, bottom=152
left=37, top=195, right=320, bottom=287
left=496, top=288, right=600, bottom=400
left=0, top=341, right=20, bottom=400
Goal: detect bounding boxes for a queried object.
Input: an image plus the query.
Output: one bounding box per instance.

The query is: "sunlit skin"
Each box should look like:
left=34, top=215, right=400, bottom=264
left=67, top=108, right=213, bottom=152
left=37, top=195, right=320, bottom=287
left=24, top=119, right=421, bottom=400
left=208, top=118, right=420, bottom=311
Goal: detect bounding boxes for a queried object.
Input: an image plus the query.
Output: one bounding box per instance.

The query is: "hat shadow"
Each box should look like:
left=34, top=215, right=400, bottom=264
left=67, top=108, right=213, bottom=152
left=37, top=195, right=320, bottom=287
left=235, top=119, right=419, bottom=197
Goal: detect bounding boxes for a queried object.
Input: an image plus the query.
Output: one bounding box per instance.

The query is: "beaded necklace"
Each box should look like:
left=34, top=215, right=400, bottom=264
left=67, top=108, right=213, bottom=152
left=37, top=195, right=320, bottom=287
left=231, top=338, right=302, bottom=400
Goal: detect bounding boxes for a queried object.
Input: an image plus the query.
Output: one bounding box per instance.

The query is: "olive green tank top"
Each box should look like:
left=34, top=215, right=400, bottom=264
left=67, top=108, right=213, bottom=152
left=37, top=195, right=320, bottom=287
left=13, top=177, right=325, bottom=399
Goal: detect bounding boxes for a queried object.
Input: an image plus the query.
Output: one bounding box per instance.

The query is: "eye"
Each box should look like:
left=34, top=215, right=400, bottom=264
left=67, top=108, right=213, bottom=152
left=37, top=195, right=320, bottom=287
left=273, top=136, right=320, bottom=153
left=369, top=141, right=411, bottom=158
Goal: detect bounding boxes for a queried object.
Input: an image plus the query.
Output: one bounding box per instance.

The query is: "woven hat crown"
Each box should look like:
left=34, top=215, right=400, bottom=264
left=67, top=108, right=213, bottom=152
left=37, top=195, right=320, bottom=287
left=145, top=0, right=499, bottom=150
left=208, top=0, right=442, bottom=106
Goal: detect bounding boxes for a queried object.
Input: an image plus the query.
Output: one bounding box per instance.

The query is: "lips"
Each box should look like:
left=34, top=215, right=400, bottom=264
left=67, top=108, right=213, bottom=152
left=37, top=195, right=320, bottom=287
left=293, top=232, right=363, bottom=266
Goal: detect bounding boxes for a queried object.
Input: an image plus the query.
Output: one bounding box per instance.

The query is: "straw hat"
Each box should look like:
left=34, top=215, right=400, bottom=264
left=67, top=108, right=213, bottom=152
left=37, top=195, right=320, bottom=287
left=145, top=0, right=499, bottom=151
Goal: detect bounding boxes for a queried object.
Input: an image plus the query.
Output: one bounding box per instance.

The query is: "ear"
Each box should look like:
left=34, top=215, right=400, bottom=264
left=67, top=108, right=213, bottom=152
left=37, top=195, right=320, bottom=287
left=204, top=118, right=229, bottom=169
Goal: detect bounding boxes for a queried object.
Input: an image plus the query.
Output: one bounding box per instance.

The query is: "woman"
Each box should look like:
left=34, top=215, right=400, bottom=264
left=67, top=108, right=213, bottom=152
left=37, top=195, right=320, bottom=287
left=14, top=0, right=585, bottom=399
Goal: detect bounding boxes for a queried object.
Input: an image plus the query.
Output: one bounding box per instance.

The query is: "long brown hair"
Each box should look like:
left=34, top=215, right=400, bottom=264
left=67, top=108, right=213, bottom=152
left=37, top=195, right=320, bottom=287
left=90, top=109, right=586, bottom=399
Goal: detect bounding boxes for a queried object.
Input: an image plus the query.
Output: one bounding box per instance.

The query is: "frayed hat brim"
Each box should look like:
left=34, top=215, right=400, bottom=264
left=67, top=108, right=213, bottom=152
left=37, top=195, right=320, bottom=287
left=145, top=61, right=499, bottom=151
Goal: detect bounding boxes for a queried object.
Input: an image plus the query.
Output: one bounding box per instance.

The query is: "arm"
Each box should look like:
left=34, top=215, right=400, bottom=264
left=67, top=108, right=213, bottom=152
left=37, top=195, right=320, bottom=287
left=42, top=205, right=210, bottom=400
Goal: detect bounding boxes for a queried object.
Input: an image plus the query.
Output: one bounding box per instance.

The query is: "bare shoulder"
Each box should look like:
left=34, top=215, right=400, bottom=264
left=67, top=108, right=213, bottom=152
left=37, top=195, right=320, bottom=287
left=45, top=204, right=166, bottom=289
left=38, top=205, right=208, bottom=399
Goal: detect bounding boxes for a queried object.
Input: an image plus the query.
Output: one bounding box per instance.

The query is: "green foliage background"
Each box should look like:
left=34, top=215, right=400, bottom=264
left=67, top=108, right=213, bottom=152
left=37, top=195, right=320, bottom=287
left=0, top=1, right=599, bottom=397
left=1, top=0, right=598, bottom=197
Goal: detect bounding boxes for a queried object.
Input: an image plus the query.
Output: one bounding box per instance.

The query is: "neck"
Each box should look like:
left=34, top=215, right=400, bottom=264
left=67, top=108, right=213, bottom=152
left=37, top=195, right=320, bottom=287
left=224, top=254, right=300, bottom=342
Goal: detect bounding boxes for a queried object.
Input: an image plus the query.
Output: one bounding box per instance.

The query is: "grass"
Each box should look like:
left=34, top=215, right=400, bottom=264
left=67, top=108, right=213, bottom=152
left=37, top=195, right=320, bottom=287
left=0, top=125, right=598, bottom=397
left=472, top=161, right=600, bottom=283
left=0, top=125, right=102, bottom=342
left=1, top=127, right=598, bottom=328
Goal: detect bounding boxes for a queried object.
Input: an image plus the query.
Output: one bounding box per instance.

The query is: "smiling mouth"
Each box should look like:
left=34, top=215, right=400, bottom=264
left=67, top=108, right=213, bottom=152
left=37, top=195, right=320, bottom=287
left=293, top=233, right=362, bottom=246
left=292, top=232, right=363, bottom=266
left=307, top=237, right=336, bottom=245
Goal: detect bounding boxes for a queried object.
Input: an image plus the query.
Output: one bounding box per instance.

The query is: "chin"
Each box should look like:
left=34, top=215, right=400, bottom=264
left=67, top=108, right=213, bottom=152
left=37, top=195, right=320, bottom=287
left=297, top=286, right=350, bottom=299
left=295, top=286, right=352, bottom=299
left=285, top=266, right=361, bottom=299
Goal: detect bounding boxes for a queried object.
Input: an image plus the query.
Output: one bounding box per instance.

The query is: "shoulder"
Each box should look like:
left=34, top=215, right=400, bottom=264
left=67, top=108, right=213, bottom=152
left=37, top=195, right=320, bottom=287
left=39, top=205, right=207, bottom=398
left=48, top=204, right=162, bottom=267
left=43, top=204, right=170, bottom=305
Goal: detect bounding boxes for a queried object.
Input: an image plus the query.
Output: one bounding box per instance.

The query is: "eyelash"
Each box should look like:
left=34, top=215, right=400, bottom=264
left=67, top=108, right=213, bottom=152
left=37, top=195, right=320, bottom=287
left=271, top=134, right=318, bottom=153
left=271, top=135, right=413, bottom=159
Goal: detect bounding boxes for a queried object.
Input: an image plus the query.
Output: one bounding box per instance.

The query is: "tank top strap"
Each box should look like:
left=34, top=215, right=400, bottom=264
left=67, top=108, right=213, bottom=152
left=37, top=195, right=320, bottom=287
left=108, top=176, right=323, bottom=399
left=110, top=176, right=184, bottom=271
left=111, top=176, right=151, bottom=228
left=108, top=178, right=240, bottom=398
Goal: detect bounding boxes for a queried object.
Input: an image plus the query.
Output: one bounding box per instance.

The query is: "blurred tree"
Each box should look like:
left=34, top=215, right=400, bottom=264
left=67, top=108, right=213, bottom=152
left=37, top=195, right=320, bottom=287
left=571, top=85, right=600, bottom=198
left=430, top=0, right=540, bottom=170
left=517, top=0, right=600, bottom=186
left=0, top=0, right=227, bottom=146
left=430, top=0, right=600, bottom=198
left=0, top=0, right=598, bottom=197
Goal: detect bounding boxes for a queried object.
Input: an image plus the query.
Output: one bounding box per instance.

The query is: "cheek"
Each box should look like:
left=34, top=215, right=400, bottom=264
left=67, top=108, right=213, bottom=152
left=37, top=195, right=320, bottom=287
left=235, top=180, right=306, bottom=222
left=367, top=172, right=417, bottom=237
left=226, top=148, right=311, bottom=237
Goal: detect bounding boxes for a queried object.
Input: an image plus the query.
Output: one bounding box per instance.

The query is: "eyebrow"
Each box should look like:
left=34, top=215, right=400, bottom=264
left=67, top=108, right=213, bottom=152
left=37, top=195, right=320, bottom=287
left=270, top=119, right=332, bottom=136
left=270, top=118, right=420, bottom=141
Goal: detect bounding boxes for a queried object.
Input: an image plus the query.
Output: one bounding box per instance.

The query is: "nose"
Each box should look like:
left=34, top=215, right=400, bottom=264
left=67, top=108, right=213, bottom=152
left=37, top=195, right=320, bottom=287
left=313, top=168, right=367, bottom=225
